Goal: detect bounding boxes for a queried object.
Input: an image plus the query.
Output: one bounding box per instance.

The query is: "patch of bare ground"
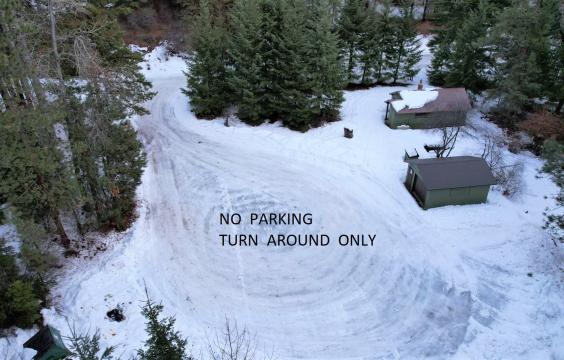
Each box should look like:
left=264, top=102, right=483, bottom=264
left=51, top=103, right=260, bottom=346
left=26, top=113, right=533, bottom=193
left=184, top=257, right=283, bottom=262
left=119, top=0, right=190, bottom=51
left=417, top=21, right=438, bottom=35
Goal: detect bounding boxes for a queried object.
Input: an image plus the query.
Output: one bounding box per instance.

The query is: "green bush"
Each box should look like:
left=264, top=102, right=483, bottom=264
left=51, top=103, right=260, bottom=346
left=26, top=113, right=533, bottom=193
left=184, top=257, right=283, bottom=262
left=5, top=280, right=41, bottom=328
left=0, top=239, right=43, bottom=329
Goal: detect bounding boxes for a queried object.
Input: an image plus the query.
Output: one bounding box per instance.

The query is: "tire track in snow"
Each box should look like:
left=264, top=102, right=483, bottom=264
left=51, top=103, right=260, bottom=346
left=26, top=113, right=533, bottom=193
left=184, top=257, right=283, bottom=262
left=127, top=76, right=475, bottom=359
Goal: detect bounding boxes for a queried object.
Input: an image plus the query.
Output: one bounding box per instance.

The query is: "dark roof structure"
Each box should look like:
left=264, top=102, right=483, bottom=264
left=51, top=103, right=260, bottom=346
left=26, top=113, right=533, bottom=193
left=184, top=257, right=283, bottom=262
left=23, top=325, right=71, bottom=360
left=394, top=88, right=471, bottom=114
left=406, top=156, right=496, bottom=190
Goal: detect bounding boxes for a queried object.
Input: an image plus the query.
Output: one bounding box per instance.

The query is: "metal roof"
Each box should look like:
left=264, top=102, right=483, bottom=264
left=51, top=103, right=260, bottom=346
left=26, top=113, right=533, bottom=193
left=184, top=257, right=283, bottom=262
left=406, top=156, right=496, bottom=190
left=393, top=88, right=471, bottom=114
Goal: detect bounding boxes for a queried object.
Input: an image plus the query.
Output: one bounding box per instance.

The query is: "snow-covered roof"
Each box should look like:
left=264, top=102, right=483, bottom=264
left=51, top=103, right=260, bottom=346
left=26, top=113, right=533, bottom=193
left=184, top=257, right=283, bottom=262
left=391, top=89, right=438, bottom=112
left=390, top=88, right=471, bottom=114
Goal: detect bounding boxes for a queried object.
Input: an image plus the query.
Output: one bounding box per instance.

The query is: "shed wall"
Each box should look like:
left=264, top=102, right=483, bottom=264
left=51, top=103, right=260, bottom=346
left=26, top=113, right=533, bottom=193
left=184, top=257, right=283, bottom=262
left=387, top=109, right=467, bottom=129
left=424, top=185, right=490, bottom=209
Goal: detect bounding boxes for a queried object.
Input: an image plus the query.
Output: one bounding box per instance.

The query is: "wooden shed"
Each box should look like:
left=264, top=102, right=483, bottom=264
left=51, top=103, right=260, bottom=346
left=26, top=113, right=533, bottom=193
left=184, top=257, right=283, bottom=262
left=405, top=156, right=496, bottom=209
left=385, top=88, right=471, bottom=129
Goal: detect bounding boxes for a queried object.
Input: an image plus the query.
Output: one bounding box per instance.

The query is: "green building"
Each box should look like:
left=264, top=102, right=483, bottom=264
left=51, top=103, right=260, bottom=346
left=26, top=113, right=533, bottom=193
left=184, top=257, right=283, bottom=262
left=385, top=88, right=471, bottom=129
left=405, top=156, right=496, bottom=209
left=23, top=325, right=71, bottom=360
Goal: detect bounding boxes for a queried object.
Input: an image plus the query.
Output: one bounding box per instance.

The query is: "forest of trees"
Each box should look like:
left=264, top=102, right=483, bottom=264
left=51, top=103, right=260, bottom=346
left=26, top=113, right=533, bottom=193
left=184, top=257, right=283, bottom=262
left=0, top=0, right=152, bottom=329
left=426, top=0, right=563, bottom=240
left=428, top=0, right=563, bottom=123
left=186, top=0, right=422, bottom=130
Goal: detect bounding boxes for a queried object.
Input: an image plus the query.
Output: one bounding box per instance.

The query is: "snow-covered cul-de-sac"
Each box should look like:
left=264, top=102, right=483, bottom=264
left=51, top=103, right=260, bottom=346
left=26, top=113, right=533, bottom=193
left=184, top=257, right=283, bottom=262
left=3, top=41, right=563, bottom=360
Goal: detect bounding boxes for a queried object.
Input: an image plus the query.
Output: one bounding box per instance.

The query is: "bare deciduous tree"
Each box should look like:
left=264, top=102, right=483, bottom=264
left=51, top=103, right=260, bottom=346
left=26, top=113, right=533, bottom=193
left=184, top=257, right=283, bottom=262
left=481, top=134, right=524, bottom=197
left=425, top=126, right=461, bottom=158
left=208, top=319, right=274, bottom=360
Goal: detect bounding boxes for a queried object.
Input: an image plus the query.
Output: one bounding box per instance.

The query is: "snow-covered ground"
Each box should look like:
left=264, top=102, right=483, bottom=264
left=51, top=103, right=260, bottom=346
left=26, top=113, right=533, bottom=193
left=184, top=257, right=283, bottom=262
left=2, top=39, right=563, bottom=359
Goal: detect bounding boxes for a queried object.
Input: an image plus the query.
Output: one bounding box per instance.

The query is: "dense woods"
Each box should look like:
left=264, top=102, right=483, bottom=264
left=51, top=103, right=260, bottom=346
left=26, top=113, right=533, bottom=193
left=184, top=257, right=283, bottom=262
left=428, top=0, right=563, bottom=120
left=0, top=0, right=152, bottom=328
left=186, top=0, right=423, bottom=130
left=427, top=0, right=563, bottom=241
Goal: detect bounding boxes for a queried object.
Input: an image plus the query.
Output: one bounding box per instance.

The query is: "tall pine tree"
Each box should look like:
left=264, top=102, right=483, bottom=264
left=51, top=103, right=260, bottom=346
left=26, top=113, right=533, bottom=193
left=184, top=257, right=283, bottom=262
left=184, top=0, right=229, bottom=118
left=443, top=0, right=494, bottom=92
left=306, top=0, right=345, bottom=122
left=337, top=0, right=374, bottom=84
left=490, top=2, right=546, bottom=121
left=384, top=3, right=422, bottom=84
left=137, top=293, right=191, bottom=360
left=228, top=0, right=265, bottom=125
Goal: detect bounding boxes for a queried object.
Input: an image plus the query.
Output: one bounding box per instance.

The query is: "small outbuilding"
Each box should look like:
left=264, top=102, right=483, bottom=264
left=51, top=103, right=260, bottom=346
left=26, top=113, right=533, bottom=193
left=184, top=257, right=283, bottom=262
left=404, top=156, right=496, bottom=209
left=385, top=87, right=471, bottom=129
left=23, top=325, right=71, bottom=360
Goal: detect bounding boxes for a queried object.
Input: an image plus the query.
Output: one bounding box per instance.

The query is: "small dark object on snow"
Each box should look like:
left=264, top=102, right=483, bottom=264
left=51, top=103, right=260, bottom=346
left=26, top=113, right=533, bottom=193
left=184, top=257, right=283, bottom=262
left=107, top=308, right=125, bottom=322
left=23, top=325, right=71, bottom=360
left=344, top=127, right=353, bottom=139
left=424, top=144, right=446, bottom=153
left=527, top=272, right=533, bottom=277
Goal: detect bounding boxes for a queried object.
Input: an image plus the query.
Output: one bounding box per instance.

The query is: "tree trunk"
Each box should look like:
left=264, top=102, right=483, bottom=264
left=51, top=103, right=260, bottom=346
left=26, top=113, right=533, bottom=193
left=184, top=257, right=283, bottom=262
left=377, top=52, right=384, bottom=81
left=361, top=63, right=367, bottom=84
left=72, top=207, right=85, bottom=236
left=52, top=210, right=70, bottom=248
left=422, top=0, right=429, bottom=21
left=48, top=0, right=65, bottom=95
left=347, top=43, right=355, bottom=82
left=394, top=49, right=402, bottom=84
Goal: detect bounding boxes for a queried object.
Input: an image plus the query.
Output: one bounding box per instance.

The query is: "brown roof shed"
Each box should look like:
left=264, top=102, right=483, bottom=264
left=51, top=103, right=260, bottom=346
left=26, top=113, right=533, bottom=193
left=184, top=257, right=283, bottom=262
left=395, top=88, right=471, bottom=114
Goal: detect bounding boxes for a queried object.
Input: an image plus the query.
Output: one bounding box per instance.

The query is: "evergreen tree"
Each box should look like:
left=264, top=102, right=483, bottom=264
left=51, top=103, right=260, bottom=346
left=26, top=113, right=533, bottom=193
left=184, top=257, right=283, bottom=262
left=137, top=293, right=191, bottom=360
left=257, top=0, right=289, bottom=121
left=372, top=1, right=396, bottom=83
left=227, top=0, right=345, bottom=129
left=275, top=0, right=313, bottom=129
left=305, top=0, right=345, bottom=122
left=384, top=3, right=422, bottom=84
left=427, top=0, right=476, bottom=86
left=337, top=0, right=374, bottom=83
left=228, top=0, right=265, bottom=125
left=490, top=2, right=547, bottom=119
left=0, top=0, right=43, bottom=108
left=52, top=1, right=152, bottom=230
left=538, top=0, right=564, bottom=114
left=0, top=238, right=43, bottom=329
left=184, top=0, right=230, bottom=118
left=67, top=326, right=115, bottom=360
left=443, top=0, right=494, bottom=91
left=356, top=6, right=380, bottom=85
left=5, top=280, right=41, bottom=328
left=0, top=108, right=75, bottom=247
left=427, top=0, right=510, bottom=88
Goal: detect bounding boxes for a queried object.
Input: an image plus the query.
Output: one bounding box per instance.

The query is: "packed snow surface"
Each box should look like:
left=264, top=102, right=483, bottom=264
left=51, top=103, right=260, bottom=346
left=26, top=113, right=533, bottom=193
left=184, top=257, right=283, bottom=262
left=2, top=42, right=563, bottom=359
left=391, top=89, right=438, bottom=112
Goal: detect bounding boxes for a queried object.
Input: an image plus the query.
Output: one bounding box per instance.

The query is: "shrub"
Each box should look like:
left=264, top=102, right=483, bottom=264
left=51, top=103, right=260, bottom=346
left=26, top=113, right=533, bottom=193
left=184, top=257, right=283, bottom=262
left=5, top=280, right=41, bottom=328
left=137, top=291, right=192, bottom=360
left=481, top=135, right=524, bottom=197
left=541, top=139, right=563, bottom=243
left=0, top=239, right=44, bottom=329
left=519, top=111, right=564, bottom=153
